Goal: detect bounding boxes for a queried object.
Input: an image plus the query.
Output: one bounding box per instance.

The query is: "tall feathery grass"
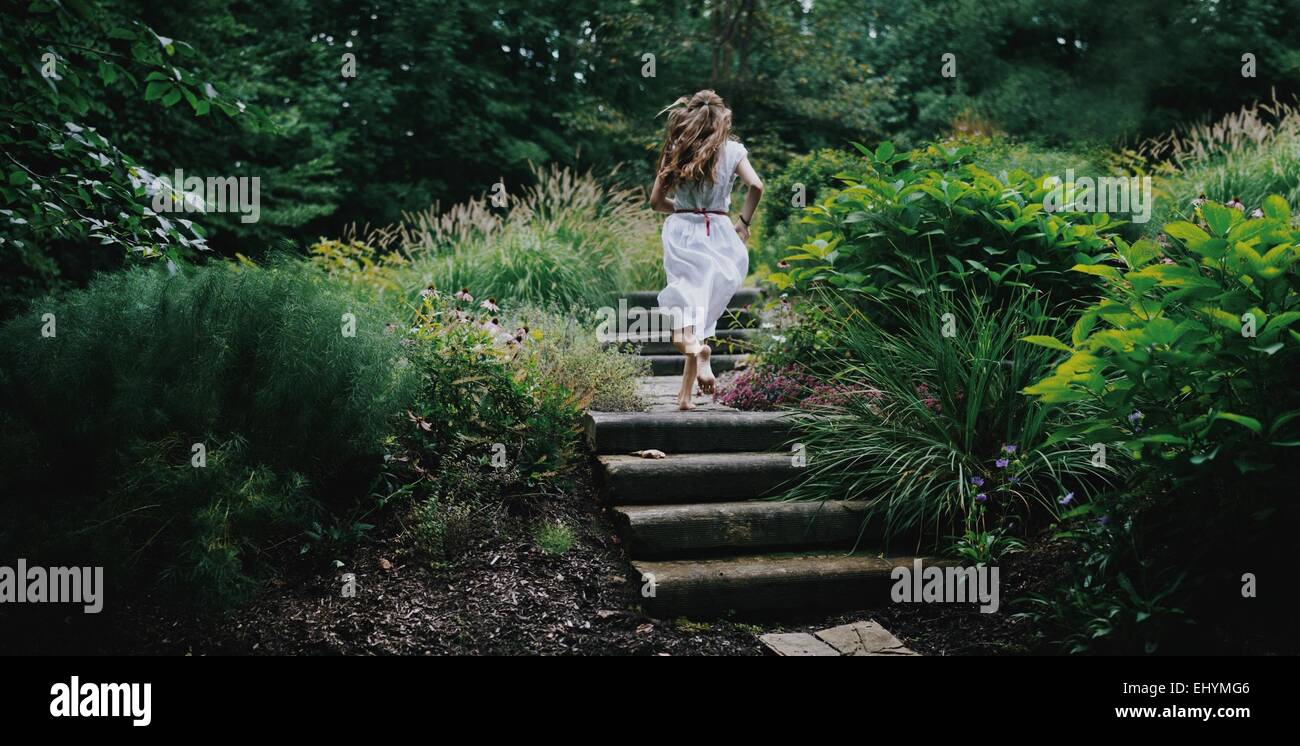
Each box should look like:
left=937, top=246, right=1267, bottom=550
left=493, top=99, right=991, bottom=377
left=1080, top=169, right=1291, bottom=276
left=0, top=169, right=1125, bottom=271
left=1134, top=95, right=1300, bottom=231
left=345, top=164, right=664, bottom=309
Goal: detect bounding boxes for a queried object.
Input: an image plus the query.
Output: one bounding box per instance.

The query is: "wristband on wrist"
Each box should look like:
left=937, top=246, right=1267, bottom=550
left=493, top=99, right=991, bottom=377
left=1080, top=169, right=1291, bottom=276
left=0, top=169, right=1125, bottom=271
left=739, top=214, right=751, bottom=226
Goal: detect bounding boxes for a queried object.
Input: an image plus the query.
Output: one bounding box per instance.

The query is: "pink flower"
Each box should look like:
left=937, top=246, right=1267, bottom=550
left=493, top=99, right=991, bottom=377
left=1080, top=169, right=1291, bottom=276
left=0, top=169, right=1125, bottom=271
left=481, top=298, right=499, bottom=313
left=454, top=288, right=473, bottom=302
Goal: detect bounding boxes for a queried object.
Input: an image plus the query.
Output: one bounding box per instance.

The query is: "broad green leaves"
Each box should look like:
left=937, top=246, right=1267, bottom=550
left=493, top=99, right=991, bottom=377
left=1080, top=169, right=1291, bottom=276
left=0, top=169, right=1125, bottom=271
left=771, top=141, right=1123, bottom=303
left=1022, top=198, right=1300, bottom=475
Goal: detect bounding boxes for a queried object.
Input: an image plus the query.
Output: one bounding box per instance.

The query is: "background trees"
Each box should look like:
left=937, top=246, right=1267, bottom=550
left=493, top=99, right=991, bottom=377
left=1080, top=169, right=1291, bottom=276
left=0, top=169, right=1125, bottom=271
left=4, top=0, right=1299, bottom=311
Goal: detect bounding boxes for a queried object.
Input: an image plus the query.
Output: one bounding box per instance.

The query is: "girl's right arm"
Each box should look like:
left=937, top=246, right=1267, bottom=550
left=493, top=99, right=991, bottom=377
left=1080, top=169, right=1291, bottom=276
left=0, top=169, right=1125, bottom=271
left=650, top=173, right=675, bottom=214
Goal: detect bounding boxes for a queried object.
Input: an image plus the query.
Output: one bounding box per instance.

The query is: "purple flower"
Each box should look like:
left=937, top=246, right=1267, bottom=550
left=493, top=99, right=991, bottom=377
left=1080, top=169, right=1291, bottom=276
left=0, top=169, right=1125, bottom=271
left=970, top=476, right=985, bottom=487
left=1127, top=410, right=1143, bottom=424
left=995, top=458, right=1010, bottom=469
left=1058, top=492, right=1075, bottom=506
left=1008, top=476, right=1020, bottom=485
left=1097, top=514, right=1110, bottom=526
left=975, top=493, right=988, bottom=503
left=1003, top=444, right=1018, bottom=454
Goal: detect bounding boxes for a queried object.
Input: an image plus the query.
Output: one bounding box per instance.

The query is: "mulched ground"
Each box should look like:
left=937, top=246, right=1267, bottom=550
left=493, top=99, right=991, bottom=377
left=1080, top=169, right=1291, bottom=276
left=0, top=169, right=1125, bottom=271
left=772, top=540, right=1075, bottom=655
left=8, top=464, right=1070, bottom=656
left=8, top=467, right=766, bottom=656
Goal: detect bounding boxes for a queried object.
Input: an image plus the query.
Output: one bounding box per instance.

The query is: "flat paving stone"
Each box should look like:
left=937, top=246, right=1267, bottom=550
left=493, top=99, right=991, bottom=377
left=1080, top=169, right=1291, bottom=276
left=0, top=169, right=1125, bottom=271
left=814, top=621, right=917, bottom=656
left=759, top=632, right=841, bottom=656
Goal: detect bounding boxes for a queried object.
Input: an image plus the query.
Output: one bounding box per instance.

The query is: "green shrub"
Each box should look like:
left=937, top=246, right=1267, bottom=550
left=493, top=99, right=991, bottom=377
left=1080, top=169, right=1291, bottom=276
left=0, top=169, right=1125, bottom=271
left=1021, top=198, right=1300, bottom=653
left=397, top=293, right=588, bottom=485
left=0, top=259, right=418, bottom=604
left=0, top=259, right=416, bottom=480
left=409, top=497, right=487, bottom=564
left=768, top=141, right=1126, bottom=308
left=784, top=288, right=1114, bottom=544
left=115, top=436, right=318, bottom=605
left=1022, top=197, right=1300, bottom=489
left=757, top=148, right=863, bottom=271
left=517, top=308, right=648, bottom=413
left=533, top=521, right=574, bottom=556
left=1018, top=485, right=1191, bottom=655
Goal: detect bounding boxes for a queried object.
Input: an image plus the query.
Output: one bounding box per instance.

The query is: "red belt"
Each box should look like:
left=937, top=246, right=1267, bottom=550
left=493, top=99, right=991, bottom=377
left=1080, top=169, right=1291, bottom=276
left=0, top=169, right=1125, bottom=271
left=675, top=208, right=728, bottom=236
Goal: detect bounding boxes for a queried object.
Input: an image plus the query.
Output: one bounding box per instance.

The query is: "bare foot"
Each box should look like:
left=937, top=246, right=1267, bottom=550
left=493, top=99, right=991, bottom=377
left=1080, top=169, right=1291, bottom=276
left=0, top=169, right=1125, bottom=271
left=677, top=351, right=699, bottom=411
left=696, top=344, right=716, bottom=395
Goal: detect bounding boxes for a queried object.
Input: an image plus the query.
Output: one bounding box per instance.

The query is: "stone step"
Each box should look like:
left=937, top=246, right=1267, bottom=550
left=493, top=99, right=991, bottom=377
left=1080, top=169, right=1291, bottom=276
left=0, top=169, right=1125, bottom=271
left=633, top=551, right=941, bottom=618
left=584, top=410, right=795, bottom=453
left=646, top=353, right=746, bottom=376
left=607, top=307, right=760, bottom=333
left=607, top=327, right=756, bottom=355
left=612, top=499, right=870, bottom=558
left=597, top=452, right=800, bottom=505
left=618, top=287, right=761, bottom=310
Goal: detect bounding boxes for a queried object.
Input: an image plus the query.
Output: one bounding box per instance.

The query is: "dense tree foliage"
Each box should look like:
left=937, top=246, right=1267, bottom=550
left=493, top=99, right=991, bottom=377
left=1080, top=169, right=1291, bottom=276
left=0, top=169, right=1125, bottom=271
left=3, top=0, right=1297, bottom=310
left=859, top=0, right=1300, bottom=143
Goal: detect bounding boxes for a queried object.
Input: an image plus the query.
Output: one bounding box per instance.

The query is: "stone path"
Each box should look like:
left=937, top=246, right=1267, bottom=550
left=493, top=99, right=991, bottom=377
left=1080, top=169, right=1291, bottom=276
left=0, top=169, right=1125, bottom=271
left=760, top=620, right=917, bottom=657
left=586, top=290, right=943, bottom=619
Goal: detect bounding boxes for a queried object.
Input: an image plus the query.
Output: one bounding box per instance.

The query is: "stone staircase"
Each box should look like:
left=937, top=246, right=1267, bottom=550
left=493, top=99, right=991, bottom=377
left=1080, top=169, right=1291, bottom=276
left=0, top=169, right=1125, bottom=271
left=586, top=289, right=940, bottom=619
left=603, top=288, right=760, bottom=375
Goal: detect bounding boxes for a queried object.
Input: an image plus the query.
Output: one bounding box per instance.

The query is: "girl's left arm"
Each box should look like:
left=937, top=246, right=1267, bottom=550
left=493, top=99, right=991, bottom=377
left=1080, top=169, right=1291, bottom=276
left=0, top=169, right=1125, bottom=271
left=734, top=156, right=764, bottom=243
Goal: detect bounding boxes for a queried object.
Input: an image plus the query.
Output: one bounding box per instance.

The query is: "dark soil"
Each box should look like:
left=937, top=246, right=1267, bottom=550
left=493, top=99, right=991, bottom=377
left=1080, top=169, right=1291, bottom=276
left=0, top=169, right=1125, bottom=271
left=5, top=464, right=1071, bottom=657
left=5, top=468, right=766, bottom=656
left=772, top=539, right=1075, bottom=655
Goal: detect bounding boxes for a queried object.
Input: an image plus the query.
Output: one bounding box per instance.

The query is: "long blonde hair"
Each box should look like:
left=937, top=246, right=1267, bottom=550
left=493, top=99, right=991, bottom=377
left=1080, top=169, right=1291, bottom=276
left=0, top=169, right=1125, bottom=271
left=656, top=90, right=733, bottom=191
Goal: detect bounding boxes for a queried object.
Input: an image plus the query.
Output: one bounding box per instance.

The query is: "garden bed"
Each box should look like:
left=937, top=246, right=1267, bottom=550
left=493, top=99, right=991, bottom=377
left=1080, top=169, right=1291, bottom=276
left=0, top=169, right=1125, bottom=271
left=4, top=469, right=765, bottom=656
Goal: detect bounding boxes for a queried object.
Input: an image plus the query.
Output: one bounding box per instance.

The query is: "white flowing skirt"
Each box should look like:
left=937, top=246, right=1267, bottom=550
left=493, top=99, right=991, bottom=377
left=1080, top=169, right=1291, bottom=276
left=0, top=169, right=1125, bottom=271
left=656, top=213, right=749, bottom=340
